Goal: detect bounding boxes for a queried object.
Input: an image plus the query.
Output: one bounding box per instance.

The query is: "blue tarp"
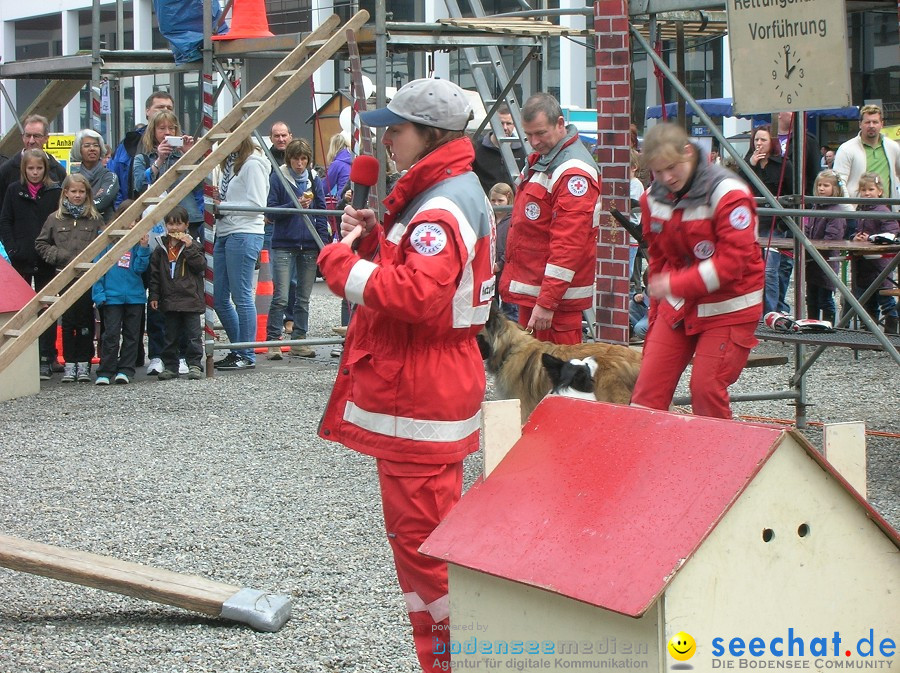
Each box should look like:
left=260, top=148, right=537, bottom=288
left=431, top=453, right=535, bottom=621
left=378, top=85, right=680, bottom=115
left=645, top=97, right=858, bottom=121
left=152, top=0, right=228, bottom=64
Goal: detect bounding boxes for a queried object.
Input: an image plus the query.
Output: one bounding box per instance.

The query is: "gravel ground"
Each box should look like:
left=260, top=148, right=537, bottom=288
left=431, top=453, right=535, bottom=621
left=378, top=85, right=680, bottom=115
left=1, top=280, right=897, bottom=673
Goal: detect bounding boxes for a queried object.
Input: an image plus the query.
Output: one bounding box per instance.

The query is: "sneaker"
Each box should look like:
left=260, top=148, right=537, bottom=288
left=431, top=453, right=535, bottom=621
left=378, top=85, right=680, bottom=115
left=178, top=358, right=189, bottom=375
left=290, top=344, right=316, bottom=358
left=50, top=360, right=65, bottom=373
left=158, top=369, right=178, bottom=380
left=76, top=362, right=91, bottom=382
left=95, top=376, right=111, bottom=386
left=187, top=365, right=203, bottom=380
left=283, top=320, right=294, bottom=336
left=267, top=346, right=283, bottom=360
left=146, top=357, right=164, bottom=375
left=218, top=354, right=255, bottom=370
left=60, top=363, right=76, bottom=383
left=214, top=352, right=240, bottom=369
left=114, top=373, right=130, bottom=385
left=39, top=359, right=52, bottom=380
left=330, top=345, right=343, bottom=358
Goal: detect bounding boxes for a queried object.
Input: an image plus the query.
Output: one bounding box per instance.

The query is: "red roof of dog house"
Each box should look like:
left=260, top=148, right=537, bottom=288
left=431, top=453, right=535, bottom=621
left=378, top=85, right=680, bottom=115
left=421, top=397, right=900, bottom=618
left=0, top=259, right=36, bottom=314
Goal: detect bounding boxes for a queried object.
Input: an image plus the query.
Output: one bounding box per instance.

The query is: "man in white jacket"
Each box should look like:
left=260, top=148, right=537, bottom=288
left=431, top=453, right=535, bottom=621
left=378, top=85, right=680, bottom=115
left=833, top=105, right=900, bottom=211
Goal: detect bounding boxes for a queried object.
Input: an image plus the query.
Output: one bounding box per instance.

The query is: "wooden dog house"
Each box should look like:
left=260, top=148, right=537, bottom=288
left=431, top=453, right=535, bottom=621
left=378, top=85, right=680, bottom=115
left=306, top=89, right=351, bottom=167
left=422, top=398, right=899, bottom=671
left=0, top=259, right=39, bottom=401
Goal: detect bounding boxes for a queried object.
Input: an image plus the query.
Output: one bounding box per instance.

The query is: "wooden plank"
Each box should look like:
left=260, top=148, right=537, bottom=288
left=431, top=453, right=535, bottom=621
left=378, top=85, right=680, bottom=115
left=439, top=17, right=589, bottom=37
left=482, top=400, right=522, bottom=478
left=0, top=534, right=238, bottom=616
left=631, top=345, right=786, bottom=368
left=823, top=422, right=867, bottom=500
left=0, top=79, right=87, bottom=157
left=744, top=352, right=788, bottom=368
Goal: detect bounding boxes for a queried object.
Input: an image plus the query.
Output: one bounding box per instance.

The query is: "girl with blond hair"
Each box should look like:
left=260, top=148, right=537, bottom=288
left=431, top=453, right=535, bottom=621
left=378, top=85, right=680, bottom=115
left=35, top=174, right=105, bottom=382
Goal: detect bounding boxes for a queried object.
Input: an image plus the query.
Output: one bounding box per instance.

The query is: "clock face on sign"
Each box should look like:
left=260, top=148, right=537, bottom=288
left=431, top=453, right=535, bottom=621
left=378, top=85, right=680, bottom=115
left=772, top=43, right=805, bottom=107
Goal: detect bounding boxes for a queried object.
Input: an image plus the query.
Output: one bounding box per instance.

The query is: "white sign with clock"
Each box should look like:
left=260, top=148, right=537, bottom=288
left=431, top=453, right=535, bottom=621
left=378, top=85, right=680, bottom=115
left=726, top=0, right=851, bottom=115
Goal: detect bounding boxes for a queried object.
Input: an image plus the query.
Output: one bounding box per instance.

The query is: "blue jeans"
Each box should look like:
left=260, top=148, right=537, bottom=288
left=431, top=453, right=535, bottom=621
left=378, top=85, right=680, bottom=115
left=263, top=222, right=296, bottom=322
left=853, top=286, right=898, bottom=321
left=630, top=294, right=649, bottom=338
left=266, top=248, right=318, bottom=339
left=806, top=284, right=835, bottom=320
left=214, top=232, right=264, bottom=361
left=764, top=249, right=793, bottom=314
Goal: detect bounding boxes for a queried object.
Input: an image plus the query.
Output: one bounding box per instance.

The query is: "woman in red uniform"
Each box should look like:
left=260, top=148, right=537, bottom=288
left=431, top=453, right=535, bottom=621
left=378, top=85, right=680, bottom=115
left=630, top=123, right=765, bottom=419
left=316, top=78, right=495, bottom=672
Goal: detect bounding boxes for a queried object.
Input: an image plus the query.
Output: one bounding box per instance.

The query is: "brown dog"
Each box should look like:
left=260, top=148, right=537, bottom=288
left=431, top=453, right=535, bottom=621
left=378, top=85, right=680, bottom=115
left=477, top=305, right=642, bottom=420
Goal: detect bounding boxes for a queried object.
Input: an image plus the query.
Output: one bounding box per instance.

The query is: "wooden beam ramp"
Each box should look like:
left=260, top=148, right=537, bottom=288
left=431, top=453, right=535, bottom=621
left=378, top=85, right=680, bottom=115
left=0, top=9, right=369, bottom=376
left=0, top=79, right=87, bottom=158
left=0, top=534, right=291, bottom=631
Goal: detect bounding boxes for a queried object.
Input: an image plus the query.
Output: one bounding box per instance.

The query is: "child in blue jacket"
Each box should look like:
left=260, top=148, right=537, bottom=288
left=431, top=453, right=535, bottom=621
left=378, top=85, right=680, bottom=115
left=92, top=199, right=151, bottom=384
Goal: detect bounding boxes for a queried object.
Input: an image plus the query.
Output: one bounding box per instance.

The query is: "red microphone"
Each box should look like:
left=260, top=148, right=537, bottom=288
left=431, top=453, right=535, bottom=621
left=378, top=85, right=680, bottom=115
left=349, top=155, right=380, bottom=211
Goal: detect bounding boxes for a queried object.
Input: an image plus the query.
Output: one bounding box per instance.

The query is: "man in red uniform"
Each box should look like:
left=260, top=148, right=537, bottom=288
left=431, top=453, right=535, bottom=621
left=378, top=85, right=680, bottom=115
left=500, top=92, right=601, bottom=344
left=317, top=78, right=494, bottom=672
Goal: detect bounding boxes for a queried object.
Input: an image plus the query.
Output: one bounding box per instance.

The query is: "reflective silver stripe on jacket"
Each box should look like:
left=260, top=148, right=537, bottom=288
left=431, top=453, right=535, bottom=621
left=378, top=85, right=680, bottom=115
left=698, top=259, right=721, bottom=293
left=343, top=401, right=481, bottom=442
left=648, top=198, right=715, bottom=223
left=711, top=177, right=754, bottom=206
left=344, top=259, right=377, bottom=306
left=696, top=289, right=763, bottom=317
left=526, top=158, right=599, bottom=195
left=545, top=262, right=575, bottom=282
left=509, top=280, right=594, bottom=300
left=417, top=194, right=491, bottom=328
left=404, top=591, right=450, bottom=622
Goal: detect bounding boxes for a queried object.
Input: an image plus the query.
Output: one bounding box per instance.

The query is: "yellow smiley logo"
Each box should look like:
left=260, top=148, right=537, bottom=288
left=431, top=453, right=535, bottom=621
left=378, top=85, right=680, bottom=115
left=667, top=631, right=696, bottom=661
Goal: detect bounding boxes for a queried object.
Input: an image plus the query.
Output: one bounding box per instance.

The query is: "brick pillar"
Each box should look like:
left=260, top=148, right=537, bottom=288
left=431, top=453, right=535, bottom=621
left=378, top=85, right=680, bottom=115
left=594, top=0, right=632, bottom=344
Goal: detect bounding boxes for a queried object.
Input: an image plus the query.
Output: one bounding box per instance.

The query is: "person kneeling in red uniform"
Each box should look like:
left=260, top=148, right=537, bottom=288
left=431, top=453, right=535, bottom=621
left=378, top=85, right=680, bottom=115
left=316, top=78, right=495, bottom=673
left=630, top=123, right=765, bottom=419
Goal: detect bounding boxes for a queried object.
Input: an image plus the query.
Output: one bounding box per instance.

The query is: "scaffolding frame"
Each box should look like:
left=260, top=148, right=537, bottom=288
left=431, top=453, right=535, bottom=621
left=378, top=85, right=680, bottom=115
left=3, top=0, right=893, bottom=427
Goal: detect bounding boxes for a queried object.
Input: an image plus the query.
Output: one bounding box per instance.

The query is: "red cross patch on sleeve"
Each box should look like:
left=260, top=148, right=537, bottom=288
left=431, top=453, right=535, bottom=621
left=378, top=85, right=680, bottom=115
left=567, top=175, right=589, bottom=196
left=410, top=223, right=448, bottom=256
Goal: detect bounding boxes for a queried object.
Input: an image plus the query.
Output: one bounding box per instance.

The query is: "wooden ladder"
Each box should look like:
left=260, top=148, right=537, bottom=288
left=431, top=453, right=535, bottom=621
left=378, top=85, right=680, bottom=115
left=0, top=10, right=369, bottom=376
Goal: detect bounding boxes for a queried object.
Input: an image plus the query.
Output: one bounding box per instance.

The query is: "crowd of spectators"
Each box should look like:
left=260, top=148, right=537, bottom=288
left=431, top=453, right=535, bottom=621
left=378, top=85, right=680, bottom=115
left=0, top=94, right=356, bottom=383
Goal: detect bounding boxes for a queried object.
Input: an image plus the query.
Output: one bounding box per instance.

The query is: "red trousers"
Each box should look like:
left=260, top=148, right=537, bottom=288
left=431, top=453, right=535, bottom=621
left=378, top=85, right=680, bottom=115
left=518, top=305, right=582, bottom=344
left=377, top=459, right=464, bottom=673
left=630, top=320, right=758, bottom=419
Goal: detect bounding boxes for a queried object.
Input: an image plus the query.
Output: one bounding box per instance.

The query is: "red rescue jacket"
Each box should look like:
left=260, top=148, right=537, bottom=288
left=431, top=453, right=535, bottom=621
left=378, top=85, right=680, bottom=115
left=641, top=157, right=765, bottom=334
left=500, top=125, right=600, bottom=313
left=317, top=138, right=495, bottom=464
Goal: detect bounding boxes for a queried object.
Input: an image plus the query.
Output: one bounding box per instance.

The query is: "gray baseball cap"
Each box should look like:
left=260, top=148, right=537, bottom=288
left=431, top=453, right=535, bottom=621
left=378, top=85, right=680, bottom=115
left=360, top=78, right=473, bottom=131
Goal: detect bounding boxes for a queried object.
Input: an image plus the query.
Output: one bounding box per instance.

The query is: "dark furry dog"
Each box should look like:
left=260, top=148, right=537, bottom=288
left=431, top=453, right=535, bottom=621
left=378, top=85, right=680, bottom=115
left=477, top=304, right=642, bottom=420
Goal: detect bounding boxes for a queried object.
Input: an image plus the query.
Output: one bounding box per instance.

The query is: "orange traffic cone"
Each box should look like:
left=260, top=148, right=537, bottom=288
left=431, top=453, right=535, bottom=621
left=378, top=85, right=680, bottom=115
left=212, top=0, right=274, bottom=41
left=254, top=248, right=275, bottom=354
left=55, top=325, right=64, bottom=365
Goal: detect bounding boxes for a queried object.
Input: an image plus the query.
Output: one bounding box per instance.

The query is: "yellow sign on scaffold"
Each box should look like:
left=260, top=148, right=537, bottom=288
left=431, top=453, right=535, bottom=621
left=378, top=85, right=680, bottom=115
left=45, top=134, right=76, bottom=172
